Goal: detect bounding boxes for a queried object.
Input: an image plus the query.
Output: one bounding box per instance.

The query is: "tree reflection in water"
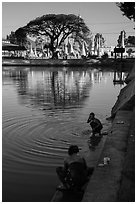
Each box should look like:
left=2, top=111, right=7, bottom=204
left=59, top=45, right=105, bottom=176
left=3, top=68, right=97, bottom=109
left=2, top=67, right=128, bottom=111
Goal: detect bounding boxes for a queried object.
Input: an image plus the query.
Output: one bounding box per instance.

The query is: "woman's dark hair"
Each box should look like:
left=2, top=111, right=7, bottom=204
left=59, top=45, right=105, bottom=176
left=68, top=145, right=79, bottom=155
left=90, top=112, right=95, bottom=117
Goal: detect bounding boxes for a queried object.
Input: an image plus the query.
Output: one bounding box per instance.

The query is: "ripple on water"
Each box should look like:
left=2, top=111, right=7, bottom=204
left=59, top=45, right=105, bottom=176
left=3, top=110, right=88, bottom=173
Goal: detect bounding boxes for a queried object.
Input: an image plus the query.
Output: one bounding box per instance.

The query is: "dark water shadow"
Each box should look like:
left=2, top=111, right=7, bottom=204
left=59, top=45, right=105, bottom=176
left=88, top=135, right=103, bottom=151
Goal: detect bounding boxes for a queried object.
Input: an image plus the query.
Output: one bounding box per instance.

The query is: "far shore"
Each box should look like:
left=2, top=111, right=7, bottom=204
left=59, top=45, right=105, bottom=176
left=2, top=57, right=134, bottom=70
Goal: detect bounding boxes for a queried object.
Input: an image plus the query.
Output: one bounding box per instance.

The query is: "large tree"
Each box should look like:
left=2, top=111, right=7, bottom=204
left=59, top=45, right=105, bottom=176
left=15, top=27, right=27, bottom=46
left=7, top=31, right=17, bottom=44
left=15, top=14, right=91, bottom=58
left=116, top=2, right=135, bottom=21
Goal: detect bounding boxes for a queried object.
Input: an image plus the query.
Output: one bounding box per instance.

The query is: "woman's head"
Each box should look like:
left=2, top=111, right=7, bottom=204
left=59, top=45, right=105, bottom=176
left=68, top=145, right=79, bottom=155
left=90, top=112, right=95, bottom=117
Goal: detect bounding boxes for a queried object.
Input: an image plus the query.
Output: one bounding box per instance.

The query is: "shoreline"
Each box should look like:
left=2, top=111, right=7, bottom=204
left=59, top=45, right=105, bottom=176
left=2, top=58, right=134, bottom=70
left=82, top=109, right=134, bottom=202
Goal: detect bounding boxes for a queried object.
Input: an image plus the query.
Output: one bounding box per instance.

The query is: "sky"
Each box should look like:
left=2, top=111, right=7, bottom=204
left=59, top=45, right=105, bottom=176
left=2, top=1, right=135, bottom=47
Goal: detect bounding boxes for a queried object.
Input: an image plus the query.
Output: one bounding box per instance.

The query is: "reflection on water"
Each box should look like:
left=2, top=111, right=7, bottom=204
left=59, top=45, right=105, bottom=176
left=88, top=135, right=103, bottom=151
left=2, top=66, right=127, bottom=201
left=3, top=67, right=93, bottom=109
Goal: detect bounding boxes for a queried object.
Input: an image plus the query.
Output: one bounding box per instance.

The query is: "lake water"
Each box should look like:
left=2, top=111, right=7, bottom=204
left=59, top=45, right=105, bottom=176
left=2, top=66, right=127, bottom=201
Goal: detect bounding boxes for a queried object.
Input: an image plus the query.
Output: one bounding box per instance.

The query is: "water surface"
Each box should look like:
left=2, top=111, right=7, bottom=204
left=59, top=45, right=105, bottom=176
left=2, top=66, right=127, bottom=201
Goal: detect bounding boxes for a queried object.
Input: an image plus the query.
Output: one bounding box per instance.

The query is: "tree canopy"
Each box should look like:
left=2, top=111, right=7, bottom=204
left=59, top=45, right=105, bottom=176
left=15, top=28, right=27, bottom=46
left=15, top=14, right=91, bottom=58
left=126, top=36, right=135, bottom=46
left=116, top=2, right=135, bottom=21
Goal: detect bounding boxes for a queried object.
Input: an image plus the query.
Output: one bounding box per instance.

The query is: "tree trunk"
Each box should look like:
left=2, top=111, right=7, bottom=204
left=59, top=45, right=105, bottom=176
left=51, top=46, right=58, bottom=59
left=52, top=51, right=59, bottom=59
